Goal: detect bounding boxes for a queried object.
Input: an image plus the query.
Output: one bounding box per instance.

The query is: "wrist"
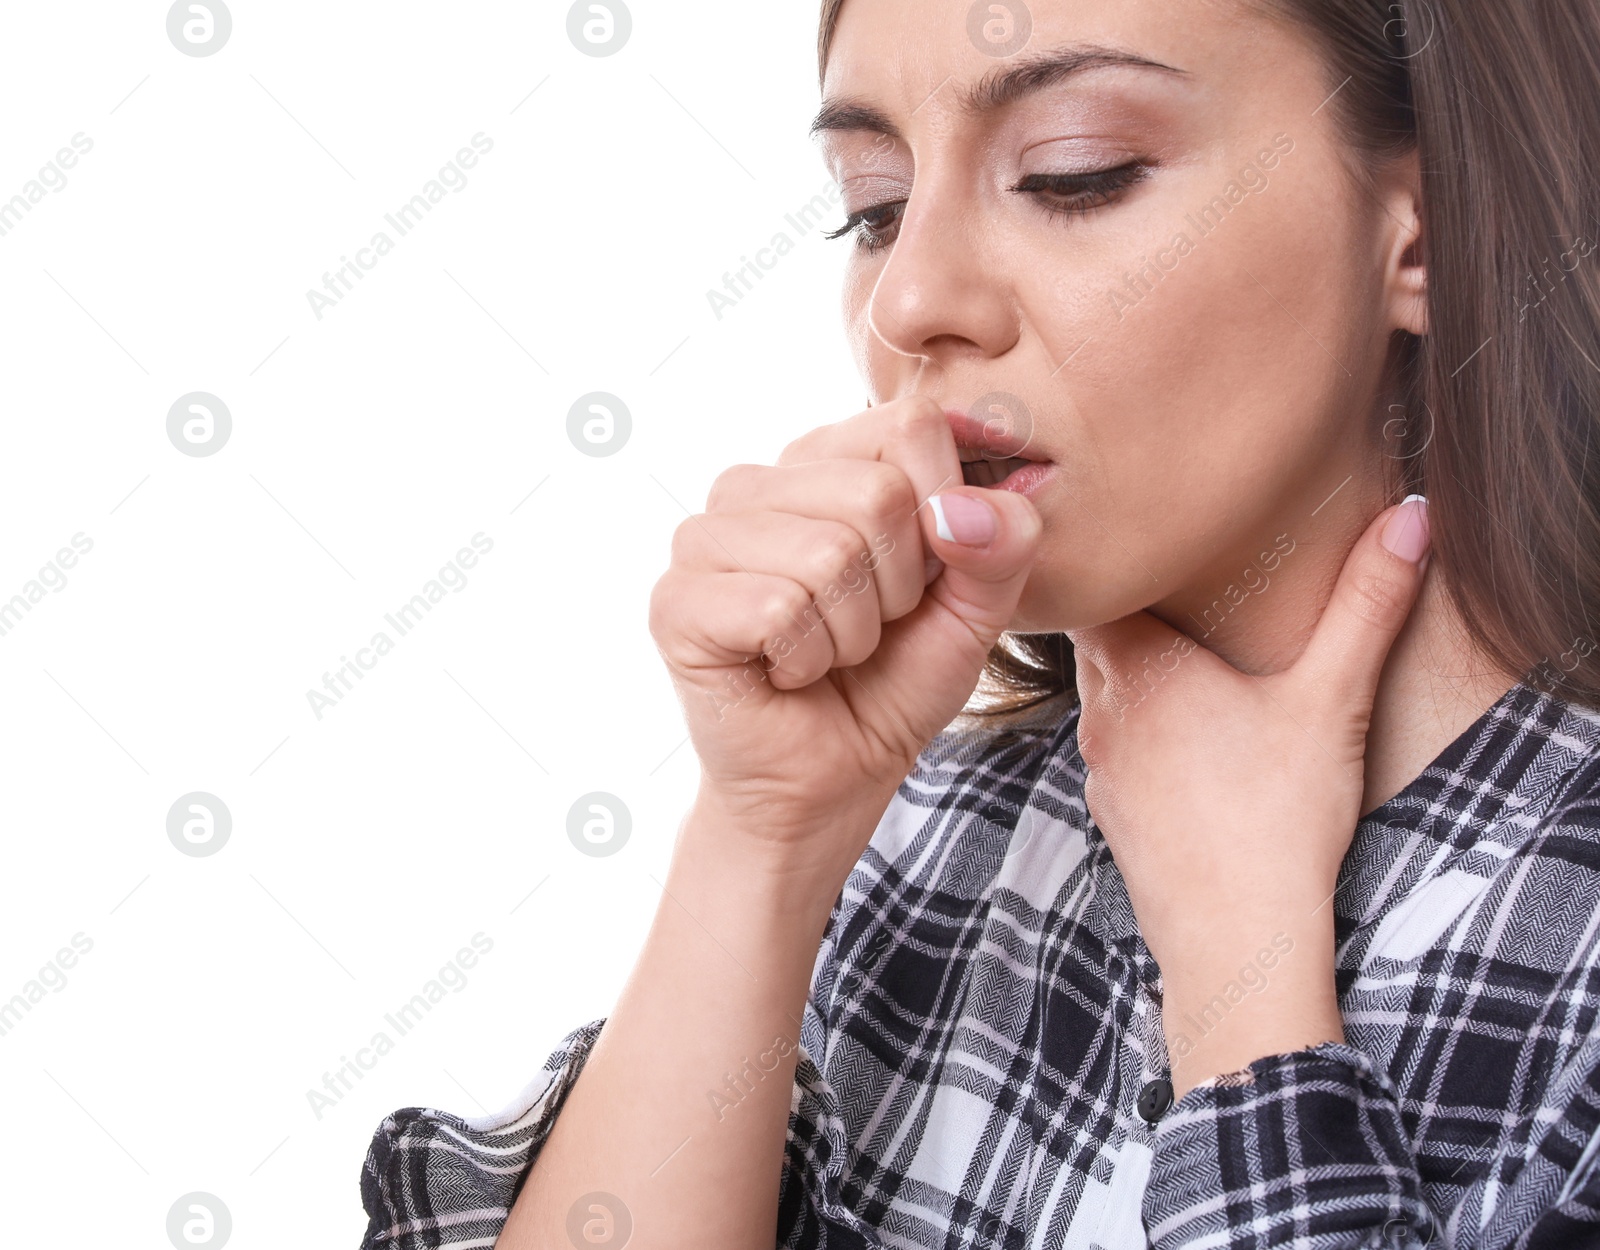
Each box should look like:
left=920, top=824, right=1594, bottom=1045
left=1160, top=919, right=1342, bottom=1098
left=672, top=785, right=888, bottom=926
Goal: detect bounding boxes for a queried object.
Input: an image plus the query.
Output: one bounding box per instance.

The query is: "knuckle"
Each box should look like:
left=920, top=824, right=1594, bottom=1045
left=1082, top=770, right=1106, bottom=822
left=646, top=576, right=675, bottom=640
left=888, top=395, right=945, bottom=440
left=1083, top=768, right=1126, bottom=837
left=1346, top=570, right=1410, bottom=626
left=705, top=464, right=756, bottom=512
left=1075, top=721, right=1102, bottom=771
left=758, top=585, right=810, bottom=637
left=647, top=577, right=701, bottom=674
left=856, top=465, right=916, bottom=526
left=815, top=524, right=867, bottom=581
left=669, top=515, right=709, bottom=563
left=778, top=425, right=832, bottom=466
left=834, top=623, right=880, bottom=669
left=1068, top=629, right=1105, bottom=668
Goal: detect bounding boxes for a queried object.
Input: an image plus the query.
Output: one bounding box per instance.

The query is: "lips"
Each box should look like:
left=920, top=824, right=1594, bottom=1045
left=943, top=408, right=1051, bottom=491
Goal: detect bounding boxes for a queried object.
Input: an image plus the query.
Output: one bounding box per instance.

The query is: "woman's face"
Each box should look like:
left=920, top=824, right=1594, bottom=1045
left=818, top=0, right=1423, bottom=642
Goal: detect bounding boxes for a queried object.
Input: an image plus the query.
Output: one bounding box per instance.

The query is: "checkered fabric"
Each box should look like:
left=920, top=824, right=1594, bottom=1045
left=360, top=674, right=1600, bottom=1248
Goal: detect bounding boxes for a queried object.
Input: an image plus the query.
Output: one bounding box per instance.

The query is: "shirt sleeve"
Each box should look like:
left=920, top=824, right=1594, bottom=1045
left=1143, top=1042, right=1433, bottom=1249
left=358, top=1018, right=605, bottom=1250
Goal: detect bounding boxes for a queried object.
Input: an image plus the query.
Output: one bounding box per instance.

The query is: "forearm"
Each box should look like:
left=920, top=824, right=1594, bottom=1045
left=497, top=789, right=873, bottom=1250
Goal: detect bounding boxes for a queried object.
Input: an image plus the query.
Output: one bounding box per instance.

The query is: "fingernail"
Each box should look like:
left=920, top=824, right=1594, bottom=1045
left=924, top=556, right=945, bottom=584
left=1380, top=493, right=1430, bottom=563
left=929, top=493, right=997, bottom=546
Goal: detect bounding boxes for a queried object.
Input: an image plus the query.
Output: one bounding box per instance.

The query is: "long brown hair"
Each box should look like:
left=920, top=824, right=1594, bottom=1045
left=818, top=0, right=1600, bottom=717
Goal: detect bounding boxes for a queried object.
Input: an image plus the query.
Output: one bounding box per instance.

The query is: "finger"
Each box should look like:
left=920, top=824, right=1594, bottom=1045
left=668, top=512, right=883, bottom=670
left=1293, top=494, right=1431, bottom=701
left=837, top=484, right=1043, bottom=758
left=649, top=570, right=838, bottom=694
left=705, top=460, right=924, bottom=620
left=778, top=395, right=962, bottom=580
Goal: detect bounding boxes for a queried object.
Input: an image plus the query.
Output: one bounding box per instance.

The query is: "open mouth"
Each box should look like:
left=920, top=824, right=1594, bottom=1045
left=960, top=453, right=1039, bottom=488
left=942, top=405, right=1052, bottom=494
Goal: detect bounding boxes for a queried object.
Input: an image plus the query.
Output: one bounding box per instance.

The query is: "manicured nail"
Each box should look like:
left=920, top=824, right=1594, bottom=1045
left=1380, top=493, right=1430, bottom=563
left=929, top=493, right=996, bottom=546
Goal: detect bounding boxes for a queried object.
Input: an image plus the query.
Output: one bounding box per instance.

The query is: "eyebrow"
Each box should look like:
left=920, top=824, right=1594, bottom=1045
left=809, top=44, right=1188, bottom=140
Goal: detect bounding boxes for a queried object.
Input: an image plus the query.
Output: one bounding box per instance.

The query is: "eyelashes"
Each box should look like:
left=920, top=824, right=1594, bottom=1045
left=1013, top=161, right=1151, bottom=219
left=823, top=201, right=907, bottom=253
left=825, top=160, right=1152, bottom=255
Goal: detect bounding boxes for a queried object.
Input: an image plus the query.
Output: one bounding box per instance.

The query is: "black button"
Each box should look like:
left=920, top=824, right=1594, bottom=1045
left=1137, top=1077, right=1173, bottom=1124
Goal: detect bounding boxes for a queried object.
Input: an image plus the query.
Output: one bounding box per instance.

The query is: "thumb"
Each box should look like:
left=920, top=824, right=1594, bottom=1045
left=1295, top=493, right=1431, bottom=702
left=923, top=486, right=1043, bottom=649
left=845, top=485, right=1041, bottom=758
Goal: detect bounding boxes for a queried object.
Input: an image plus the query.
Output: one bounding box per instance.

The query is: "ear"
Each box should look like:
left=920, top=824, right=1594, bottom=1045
left=1383, top=148, right=1428, bottom=337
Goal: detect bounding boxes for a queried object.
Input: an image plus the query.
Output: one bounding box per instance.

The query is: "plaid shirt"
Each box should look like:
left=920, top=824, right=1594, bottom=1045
left=360, top=674, right=1600, bottom=1248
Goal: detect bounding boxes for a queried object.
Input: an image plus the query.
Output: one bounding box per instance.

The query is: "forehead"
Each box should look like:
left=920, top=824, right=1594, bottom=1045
left=819, top=0, right=1279, bottom=131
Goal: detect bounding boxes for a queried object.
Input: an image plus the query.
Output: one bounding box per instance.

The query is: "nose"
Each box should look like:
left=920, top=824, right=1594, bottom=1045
left=866, top=174, right=1020, bottom=365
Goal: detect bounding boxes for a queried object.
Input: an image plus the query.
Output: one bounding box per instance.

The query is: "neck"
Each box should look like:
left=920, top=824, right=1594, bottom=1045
left=1351, top=564, right=1519, bottom=815
left=1149, top=480, right=1521, bottom=818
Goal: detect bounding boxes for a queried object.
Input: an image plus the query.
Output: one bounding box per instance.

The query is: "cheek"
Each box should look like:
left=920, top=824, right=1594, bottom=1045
left=844, top=262, right=885, bottom=386
left=1020, top=149, right=1377, bottom=596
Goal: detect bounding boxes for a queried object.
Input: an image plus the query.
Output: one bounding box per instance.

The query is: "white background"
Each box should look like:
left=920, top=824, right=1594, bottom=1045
left=0, top=2, right=864, bottom=1243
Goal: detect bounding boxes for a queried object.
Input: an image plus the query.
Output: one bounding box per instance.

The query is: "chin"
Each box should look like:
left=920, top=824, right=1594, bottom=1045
left=1008, top=581, right=1095, bottom=637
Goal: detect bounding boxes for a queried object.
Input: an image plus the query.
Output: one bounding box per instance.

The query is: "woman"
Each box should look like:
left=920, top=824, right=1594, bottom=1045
left=360, top=0, right=1600, bottom=1245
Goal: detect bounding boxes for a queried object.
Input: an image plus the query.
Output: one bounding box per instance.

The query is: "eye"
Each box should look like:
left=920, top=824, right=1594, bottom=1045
left=824, top=199, right=906, bottom=254
left=1010, top=161, right=1151, bottom=218
left=824, top=161, right=1150, bottom=255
